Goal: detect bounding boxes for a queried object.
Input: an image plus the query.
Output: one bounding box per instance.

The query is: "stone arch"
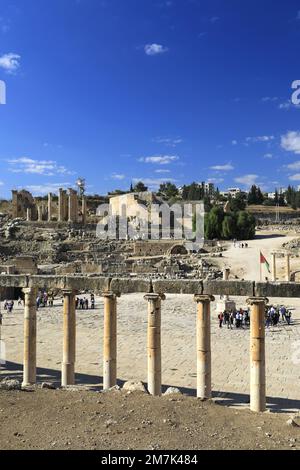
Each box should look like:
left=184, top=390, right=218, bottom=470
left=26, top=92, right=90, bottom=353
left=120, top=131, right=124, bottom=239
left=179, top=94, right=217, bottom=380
left=168, top=244, right=188, bottom=255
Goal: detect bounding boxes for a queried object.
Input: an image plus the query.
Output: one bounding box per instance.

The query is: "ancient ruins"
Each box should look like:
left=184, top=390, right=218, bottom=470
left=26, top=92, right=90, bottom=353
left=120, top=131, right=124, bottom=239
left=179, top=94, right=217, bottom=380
left=1, top=273, right=299, bottom=413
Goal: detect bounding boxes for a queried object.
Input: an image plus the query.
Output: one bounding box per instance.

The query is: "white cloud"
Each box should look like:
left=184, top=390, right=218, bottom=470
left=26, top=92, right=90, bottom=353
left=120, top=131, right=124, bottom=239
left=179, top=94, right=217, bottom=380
left=246, top=135, right=275, bottom=143
left=210, top=163, right=234, bottom=171
left=0, top=17, right=10, bottom=34
left=0, top=53, right=20, bottom=73
left=0, top=181, right=4, bottom=186
left=144, top=44, right=169, bottom=56
left=261, top=97, right=278, bottom=102
left=285, top=161, right=300, bottom=170
left=133, top=177, right=177, bottom=189
left=281, top=131, right=300, bottom=154
left=24, top=183, right=73, bottom=196
left=111, top=173, right=125, bottom=180
left=289, top=174, right=300, bottom=181
left=138, top=155, right=179, bottom=165
left=263, top=153, right=273, bottom=159
left=207, top=177, right=224, bottom=184
left=155, top=169, right=171, bottom=173
left=7, top=157, right=75, bottom=176
left=153, top=137, right=183, bottom=147
left=234, top=174, right=259, bottom=187
left=232, top=140, right=238, bottom=145
left=278, top=100, right=300, bottom=110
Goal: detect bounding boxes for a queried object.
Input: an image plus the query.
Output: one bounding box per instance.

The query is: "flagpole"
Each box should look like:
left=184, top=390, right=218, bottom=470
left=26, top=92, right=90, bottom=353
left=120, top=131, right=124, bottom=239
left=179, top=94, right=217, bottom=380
left=260, top=251, right=262, bottom=281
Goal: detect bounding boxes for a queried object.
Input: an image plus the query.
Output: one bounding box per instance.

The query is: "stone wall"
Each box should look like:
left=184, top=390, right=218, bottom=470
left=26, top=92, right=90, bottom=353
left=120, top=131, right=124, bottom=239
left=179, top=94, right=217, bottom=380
left=1, top=274, right=300, bottom=298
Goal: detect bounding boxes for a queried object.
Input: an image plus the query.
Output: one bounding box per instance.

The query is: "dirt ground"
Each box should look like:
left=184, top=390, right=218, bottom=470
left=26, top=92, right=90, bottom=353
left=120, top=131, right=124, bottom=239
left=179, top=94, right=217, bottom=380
left=0, top=388, right=299, bottom=450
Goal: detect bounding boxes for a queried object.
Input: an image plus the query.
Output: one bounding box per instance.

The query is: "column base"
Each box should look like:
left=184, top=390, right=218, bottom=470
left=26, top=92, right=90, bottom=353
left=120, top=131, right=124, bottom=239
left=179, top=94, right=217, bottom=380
left=61, top=363, right=75, bottom=386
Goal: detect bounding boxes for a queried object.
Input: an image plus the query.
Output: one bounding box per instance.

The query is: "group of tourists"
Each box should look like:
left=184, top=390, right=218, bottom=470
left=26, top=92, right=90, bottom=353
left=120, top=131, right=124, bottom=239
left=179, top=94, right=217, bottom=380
left=233, top=240, right=249, bottom=249
left=218, top=304, right=293, bottom=329
left=3, top=299, right=15, bottom=313
left=218, top=308, right=250, bottom=329
left=266, top=305, right=292, bottom=327
left=36, top=292, right=54, bottom=309
left=75, top=294, right=95, bottom=310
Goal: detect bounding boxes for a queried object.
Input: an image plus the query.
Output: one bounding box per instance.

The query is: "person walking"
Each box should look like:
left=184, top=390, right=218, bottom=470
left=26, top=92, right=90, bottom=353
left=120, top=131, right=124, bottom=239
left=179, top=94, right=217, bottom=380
left=218, top=312, right=224, bottom=328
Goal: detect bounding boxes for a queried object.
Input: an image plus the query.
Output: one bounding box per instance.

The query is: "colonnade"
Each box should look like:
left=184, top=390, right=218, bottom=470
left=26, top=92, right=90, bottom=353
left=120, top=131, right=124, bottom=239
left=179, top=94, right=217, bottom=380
left=20, top=287, right=268, bottom=413
left=26, top=190, right=87, bottom=223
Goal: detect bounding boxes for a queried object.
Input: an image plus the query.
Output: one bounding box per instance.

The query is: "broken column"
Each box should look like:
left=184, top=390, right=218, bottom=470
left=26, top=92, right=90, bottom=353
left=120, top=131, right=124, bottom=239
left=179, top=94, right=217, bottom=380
left=22, top=287, right=37, bottom=386
left=48, top=193, right=52, bottom=222
left=102, top=292, right=117, bottom=390
left=62, top=290, right=76, bottom=386
left=144, top=293, right=165, bottom=396
left=37, top=205, right=43, bottom=222
left=247, top=297, right=267, bottom=412
left=194, top=295, right=214, bottom=400
left=286, top=253, right=291, bottom=282
left=26, top=208, right=32, bottom=222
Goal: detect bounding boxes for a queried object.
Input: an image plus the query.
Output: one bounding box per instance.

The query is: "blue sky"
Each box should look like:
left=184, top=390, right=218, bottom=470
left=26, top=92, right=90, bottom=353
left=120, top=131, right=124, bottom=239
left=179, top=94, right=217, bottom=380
left=1, top=0, right=300, bottom=198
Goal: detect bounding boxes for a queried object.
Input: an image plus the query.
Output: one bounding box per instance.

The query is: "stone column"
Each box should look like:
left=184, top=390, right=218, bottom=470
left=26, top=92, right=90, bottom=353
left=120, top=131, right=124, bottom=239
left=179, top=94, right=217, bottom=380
left=286, top=254, right=291, bottom=282
left=58, top=188, right=64, bottom=222
left=26, top=208, right=32, bottom=222
left=144, top=293, right=165, bottom=396
left=272, top=253, right=276, bottom=282
left=102, top=292, right=117, bottom=390
left=22, top=287, right=37, bottom=386
left=48, top=193, right=52, bottom=222
left=247, top=297, right=267, bottom=412
left=68, top=189, right=78, bottom=223
left=62, top=290, right=76, bottom=386
left=37, top=205, right=43, bottom=222
left=194, top=295, right=214, bottom=400
left=223, top=268, right=230, bottom=300
left=74, top=192, right=78, bottom=223
left=82, top=196, right=87, bottom=225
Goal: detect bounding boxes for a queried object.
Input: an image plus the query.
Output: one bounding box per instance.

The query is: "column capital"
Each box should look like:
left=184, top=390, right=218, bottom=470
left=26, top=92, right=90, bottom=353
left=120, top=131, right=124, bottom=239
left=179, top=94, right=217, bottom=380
left=22, top=287, right=37, bottom=295
left=194, top=294, right=215, bottom=303
left=144, top=293, right=165, bottom=301
left=246, top=297, right=268, bottom=306
left=62, top=289, right=77, bottom=296
left=102, top=291, right=120, bottom=299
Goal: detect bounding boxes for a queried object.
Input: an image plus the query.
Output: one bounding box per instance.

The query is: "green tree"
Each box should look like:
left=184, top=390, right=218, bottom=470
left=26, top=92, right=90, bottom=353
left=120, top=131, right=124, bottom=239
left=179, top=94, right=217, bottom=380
left=236, top=211, right=256, bottom=239
left=229, top=193, right=246, bottom=212
left=221, top=215, right=237, bottom=240
left=158, top=182, right=178, bottom=200
left=133, top=181, right=148, bottom=192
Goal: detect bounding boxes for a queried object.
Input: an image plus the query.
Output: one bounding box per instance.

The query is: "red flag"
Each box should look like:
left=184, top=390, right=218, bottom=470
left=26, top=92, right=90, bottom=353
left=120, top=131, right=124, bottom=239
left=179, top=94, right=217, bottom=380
left=260, top=252, right=271, bottom=273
